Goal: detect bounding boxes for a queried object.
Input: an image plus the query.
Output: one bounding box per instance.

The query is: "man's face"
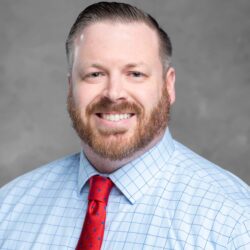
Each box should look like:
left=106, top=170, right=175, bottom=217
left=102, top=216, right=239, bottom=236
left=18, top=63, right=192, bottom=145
left=68, top=22, right=175, bottom=160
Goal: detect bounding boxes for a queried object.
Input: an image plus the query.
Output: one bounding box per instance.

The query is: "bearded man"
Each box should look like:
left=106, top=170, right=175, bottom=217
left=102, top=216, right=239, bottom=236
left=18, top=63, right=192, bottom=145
left=0, top=2, right=249, bottom=250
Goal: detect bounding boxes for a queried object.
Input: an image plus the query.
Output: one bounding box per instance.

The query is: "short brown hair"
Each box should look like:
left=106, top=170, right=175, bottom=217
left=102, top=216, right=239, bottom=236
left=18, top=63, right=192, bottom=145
left=65, top=1, right=172, bottom=72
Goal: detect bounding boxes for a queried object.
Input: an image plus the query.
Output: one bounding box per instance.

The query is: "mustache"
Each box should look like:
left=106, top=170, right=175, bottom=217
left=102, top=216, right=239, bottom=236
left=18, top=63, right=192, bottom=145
left=86, top=97, right=143, bottom=115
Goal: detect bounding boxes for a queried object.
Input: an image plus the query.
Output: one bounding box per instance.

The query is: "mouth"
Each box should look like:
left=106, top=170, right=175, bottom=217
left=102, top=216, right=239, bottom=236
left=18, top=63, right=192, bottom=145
left=96, top=113, right=135, bottom=122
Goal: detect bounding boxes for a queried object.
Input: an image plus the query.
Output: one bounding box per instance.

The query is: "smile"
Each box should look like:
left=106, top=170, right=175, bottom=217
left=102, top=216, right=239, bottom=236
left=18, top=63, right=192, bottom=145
left=96, top=113, right=134, bottom=122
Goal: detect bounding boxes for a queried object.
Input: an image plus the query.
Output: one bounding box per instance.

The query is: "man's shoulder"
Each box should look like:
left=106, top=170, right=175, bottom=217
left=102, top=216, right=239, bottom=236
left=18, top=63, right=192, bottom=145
left=0, top=152, right=81, bottom=202
left=156, top=139, right=250, bottom=248
left=166, top=140, right=250, bottom=208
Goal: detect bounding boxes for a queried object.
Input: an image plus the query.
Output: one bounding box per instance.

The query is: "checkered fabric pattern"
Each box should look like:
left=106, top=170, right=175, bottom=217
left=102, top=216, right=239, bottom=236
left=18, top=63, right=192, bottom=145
left=0, top=129, right=250, bottom=249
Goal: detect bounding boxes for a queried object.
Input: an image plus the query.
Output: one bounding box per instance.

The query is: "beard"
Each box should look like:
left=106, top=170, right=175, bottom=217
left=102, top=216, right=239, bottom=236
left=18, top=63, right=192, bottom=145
left=67, top=85, right=170, bottom=161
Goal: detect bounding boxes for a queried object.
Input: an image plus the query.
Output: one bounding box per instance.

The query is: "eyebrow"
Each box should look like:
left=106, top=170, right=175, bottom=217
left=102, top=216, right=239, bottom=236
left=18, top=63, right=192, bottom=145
left=89, top=63, right=106, bottom=70
left=77, top=63, right=105, bottom=73
left=79, top=62, right=147, bottom=71
left=125, top=63, right=147, bottom=68
left=88, top=62, right=147, bottom=69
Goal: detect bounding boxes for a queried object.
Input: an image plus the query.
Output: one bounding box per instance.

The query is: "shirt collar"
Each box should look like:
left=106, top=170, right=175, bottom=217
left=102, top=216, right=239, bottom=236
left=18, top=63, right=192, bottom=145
left=77, top=152, right=102, bottom=194
left=77, top=128, right=175, bottom=204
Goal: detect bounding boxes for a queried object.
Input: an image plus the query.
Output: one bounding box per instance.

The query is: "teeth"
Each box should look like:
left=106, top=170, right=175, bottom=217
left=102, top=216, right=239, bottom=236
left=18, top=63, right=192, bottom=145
left=101, top=113, right=132, bottom=122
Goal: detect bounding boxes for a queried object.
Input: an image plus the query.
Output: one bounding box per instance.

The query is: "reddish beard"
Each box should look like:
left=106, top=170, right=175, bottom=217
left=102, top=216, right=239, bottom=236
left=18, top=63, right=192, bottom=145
left=67, top=85, right=170, bottom=160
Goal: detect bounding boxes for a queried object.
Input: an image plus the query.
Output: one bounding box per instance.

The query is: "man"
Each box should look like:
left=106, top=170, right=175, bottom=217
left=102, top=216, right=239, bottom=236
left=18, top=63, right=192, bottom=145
left=0, top=2, right=249, bottom=249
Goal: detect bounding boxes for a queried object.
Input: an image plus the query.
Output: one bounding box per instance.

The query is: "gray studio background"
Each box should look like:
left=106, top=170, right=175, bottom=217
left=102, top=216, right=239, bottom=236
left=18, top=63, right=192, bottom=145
left=0, top=0, right=249, bottom=187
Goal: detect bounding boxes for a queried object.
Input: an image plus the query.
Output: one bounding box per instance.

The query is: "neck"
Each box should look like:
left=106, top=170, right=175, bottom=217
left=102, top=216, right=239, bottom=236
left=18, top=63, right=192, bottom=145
left=81, top=130, right=165, bottom=174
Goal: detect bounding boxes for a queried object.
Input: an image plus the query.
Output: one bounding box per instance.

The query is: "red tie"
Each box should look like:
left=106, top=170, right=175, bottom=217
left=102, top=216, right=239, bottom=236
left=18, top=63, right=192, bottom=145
left=76, top=175, right=114, bottom=250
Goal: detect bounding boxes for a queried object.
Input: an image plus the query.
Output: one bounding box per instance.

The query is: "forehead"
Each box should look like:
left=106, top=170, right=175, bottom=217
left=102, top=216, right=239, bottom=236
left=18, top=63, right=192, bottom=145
left=73, top=21, right=161, bottom=66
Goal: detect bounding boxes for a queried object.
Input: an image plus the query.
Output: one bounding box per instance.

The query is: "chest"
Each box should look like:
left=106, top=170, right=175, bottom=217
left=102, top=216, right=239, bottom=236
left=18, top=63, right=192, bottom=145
left=1, top=189, right=231, bottom=249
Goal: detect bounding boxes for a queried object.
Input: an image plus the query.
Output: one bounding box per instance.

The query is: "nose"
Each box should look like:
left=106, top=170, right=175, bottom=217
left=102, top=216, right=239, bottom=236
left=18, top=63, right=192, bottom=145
left=102, top=73, right=126, bottom=102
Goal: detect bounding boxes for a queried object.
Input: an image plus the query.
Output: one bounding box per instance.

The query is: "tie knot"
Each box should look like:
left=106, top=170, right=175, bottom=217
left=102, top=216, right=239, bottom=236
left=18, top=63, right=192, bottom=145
left=88, top=175, right=113, bottom=204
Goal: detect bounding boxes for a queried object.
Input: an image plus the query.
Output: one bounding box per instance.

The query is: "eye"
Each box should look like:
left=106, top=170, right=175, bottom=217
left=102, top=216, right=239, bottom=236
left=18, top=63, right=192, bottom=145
left=87, top=72, right=104, bottom=78
left=129, top=71, right=145, bottom=78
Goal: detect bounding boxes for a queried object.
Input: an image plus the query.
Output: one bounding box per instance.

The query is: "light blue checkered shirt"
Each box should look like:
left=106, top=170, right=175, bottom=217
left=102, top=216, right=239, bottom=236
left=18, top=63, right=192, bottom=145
left=1, top=129, right=250, bottom=249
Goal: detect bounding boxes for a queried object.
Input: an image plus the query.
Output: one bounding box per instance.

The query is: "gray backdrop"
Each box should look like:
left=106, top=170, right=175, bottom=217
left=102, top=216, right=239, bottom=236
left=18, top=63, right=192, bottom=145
left=0, top=0, right=249, bottom=187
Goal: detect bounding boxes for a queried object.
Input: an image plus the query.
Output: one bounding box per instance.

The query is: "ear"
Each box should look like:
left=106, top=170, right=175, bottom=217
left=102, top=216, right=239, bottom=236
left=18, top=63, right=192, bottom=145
left=67, top=73, right=72, bottom=87
left=165, top=67, right=176, bottom=105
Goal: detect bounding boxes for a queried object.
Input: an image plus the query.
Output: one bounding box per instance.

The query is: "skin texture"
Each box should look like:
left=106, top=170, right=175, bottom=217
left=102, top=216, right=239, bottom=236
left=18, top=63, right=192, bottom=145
left=68, top=21, right=176, bottom=173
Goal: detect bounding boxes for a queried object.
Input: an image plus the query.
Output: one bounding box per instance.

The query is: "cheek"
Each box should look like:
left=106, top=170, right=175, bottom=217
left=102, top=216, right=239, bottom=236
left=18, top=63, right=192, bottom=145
left=72, top=85, right=96, bottom=110
left=136, top=87, right=161, bottom=111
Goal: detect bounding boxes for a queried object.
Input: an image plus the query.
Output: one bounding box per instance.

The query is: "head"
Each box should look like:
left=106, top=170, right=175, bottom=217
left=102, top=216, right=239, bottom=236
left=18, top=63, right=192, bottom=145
left=66, top=2, right=176, bottom=162
left=66, top=1, right=172, bottom=74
